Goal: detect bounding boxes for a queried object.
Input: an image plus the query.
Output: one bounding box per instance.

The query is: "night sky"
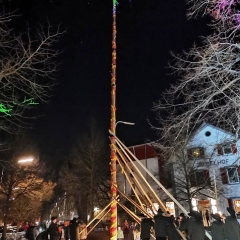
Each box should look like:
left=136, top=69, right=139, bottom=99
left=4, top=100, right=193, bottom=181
left=5, top=0, right=210, bottom=157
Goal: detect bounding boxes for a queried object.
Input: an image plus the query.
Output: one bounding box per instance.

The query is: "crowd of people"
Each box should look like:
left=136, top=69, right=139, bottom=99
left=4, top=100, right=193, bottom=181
left=23, top=217, right=87, bottom=240
left=117, top=207, right=240, bottom=240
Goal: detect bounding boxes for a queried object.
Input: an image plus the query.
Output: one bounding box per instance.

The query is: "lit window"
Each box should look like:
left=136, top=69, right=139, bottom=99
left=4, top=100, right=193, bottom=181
left=187, top=147, right=205, bottom=160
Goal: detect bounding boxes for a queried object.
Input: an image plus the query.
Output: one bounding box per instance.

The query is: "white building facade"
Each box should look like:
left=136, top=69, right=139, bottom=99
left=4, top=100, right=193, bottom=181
left=178, top=123, right=240, bottom=222
left=117, top=124, right=240, bottom=224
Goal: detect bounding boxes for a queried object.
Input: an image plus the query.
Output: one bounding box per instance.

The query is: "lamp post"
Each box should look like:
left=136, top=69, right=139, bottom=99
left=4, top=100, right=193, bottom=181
left=115, top=121, right=135, bottom=129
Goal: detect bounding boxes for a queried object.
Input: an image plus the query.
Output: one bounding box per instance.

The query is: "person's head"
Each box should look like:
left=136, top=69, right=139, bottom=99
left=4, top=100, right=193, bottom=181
left=25, top=222, right=29, bottom=225
left=176, top=217, right=182, bottom=222
left=157, top=209, right=163, bottom=214
left=51, top=217, right=57, bottom=223
left=179, top=213, right=185, bottom=218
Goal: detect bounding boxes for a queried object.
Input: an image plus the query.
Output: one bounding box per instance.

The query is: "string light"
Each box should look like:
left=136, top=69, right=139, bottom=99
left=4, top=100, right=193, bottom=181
left=0, top=97, right=39, bottom=116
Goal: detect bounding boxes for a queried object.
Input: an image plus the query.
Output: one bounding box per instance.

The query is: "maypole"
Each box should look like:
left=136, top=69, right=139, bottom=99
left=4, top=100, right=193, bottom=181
left=110, top=0, right=117, bottom=239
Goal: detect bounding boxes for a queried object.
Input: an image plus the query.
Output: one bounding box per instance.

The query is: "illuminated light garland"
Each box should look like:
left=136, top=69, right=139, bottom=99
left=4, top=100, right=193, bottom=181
left=0, top=103, right=13, bottom=116
left=23, top=97, right=39, bottom=105
left=110, top=1, right=132, bottom=239
left=0, top=97, right=39, bottom=117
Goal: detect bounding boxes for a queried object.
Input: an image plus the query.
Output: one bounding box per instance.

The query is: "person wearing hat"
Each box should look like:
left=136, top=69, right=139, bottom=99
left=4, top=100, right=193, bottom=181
left=48, top=217, right=59, bottom=240
left=210, top=213, right=225, bottom=240
left=153, top=209, right=169, bottom=240
left=187, top=210, right=205, bottom=240
left=225, top=207, right=240, bottom=240
left=139, top=214, right=154, bottom=240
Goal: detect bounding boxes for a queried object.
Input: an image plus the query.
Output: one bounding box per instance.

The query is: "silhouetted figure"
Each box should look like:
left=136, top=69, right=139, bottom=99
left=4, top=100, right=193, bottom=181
left=188, top=211, right=205, bottom=240
left=225, top=207, right=240, bottom=240
left=210, top=213, right=225, bottom=240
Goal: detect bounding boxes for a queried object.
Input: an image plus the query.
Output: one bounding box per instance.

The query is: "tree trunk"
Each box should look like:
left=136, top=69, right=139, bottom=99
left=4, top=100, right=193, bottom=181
left=2, top=207, right=9, bottom=240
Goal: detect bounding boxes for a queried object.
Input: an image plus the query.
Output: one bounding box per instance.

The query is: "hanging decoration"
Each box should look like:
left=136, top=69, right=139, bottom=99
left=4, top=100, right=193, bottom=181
left=0, top=97, right=39, bottom=117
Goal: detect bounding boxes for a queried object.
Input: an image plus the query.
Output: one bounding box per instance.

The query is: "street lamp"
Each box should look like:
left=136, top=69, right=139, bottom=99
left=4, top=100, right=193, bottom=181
left=18, top=158, right=34, bottom=163
left=115, top=121, right=135, bottom=129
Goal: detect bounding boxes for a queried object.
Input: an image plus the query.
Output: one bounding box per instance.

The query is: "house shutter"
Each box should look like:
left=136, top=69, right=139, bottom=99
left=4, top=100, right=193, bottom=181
left=237, top=166, right=240, bottom=178
left=220, top=168, right=228, bottom=184
left=231, top=144, right=237, bottom=154
left=200, top=148, right=205, bottom=158
left=217, top=147, right=223, bottom=156
left=190, top=171, right=197, bottom=187
left=228, top=198, right=233, bottom=209
left=204, top=170, right=210, bottom=186
left=187, top=149, right=193, bottom=160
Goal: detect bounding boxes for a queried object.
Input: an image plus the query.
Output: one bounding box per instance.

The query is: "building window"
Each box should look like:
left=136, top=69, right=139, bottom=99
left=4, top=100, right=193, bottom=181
left=220, top=167, right=240, bottom=184
left=217, top=143, right=237, bottom=155
left=190, top=170, right=210, bottom=187
left=187, top=147, right=205, bottom=160
left=227, top=168, right=239, bottom=183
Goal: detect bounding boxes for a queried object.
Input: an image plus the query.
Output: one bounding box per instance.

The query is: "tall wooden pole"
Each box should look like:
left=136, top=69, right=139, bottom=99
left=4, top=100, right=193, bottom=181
left=110, top=0, right=117, bottom=239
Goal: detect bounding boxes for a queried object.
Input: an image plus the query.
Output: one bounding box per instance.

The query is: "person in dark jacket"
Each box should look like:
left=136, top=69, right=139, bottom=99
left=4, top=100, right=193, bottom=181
left=69, top=218, right=80, bottom=240
left=25, top=223, right=36, bottom=240
left=48, top=217, right=59, bottom=240
left=36, top=230, right=48, bottom=240
left=209, top=213, right=225, bottom=240
left=63, top=224, right=69, bottom=240
left=140, top=214, right=154, bottom=240
left=188, top=211, right=205, bottom=240
left=153, top=209, right=168, bottom=240
left=225, top=207, right=240, bottom=240
left=166, top=215, right=181, bottom=240
left=178, top=213, right=189, bottom=239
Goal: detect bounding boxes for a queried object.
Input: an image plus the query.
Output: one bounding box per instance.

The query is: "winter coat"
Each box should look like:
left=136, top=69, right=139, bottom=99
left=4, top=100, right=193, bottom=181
left=36, top=231, right=48, bottom=240
left=57, top=226, right=62, bottom=240
left=117, top=229, right=124, bottom=238
left=225, top=216, right=240, bottom=240
left=166, top=217, right=181, bottom=240
left=188, top=219, right=205, bottom=240
left=133, top=230, right=141, bottom=240
left=79, top=223, right=87, bottom=240
left=140, top=218, right=153, bottom=239
left=48, top=222, right=59, bottom=240
left=69, top=221, right=80, bottom=240
left=179, top=217, right=189, bottom=233
left=63, top=226, right=69, bottom=240
left=122, top=222, right=130, bottom=235
left=25, top=226, right=36, bottom=240
left=210, top=220, right=225, bottom=240
left=153, top=213, right=168, bottom=237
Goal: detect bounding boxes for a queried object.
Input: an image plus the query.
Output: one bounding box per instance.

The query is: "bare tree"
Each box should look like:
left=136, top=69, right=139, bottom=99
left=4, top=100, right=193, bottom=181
left=0, top=10, right=63, bottom=132
left=59, top=120, right=110, bottom=221
left=152, top=0, right=240, bottom=144
left=0, top=133, right=52, bottom=240
left=8, top=181, right=55, bottom=230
